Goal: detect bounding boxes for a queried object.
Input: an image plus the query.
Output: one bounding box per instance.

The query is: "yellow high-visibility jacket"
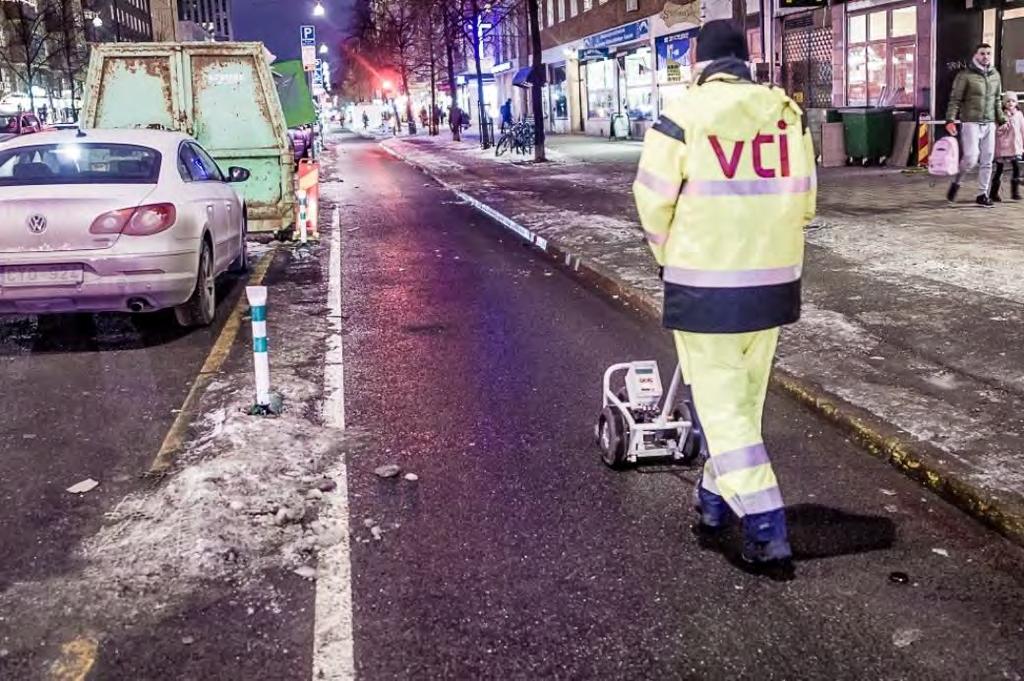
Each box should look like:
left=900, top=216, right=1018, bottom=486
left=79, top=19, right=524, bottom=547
left=633, top=59, right=817, bottom=334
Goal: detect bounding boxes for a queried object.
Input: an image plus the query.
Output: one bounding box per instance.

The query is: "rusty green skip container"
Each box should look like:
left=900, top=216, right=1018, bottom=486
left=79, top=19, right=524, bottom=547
left=80, top=42, right=295, bottom=232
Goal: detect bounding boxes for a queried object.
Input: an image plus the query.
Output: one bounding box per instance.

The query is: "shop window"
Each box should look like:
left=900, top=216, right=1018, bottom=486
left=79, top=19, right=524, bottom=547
left=550, top=65, right=569, bottom=120
left=890, top=6, right=916, bottom=38
left=849, top=15, right=866, bottom=43
left=847, top=4, right=916, bottom=107
left=546, top=0, right=554, bottom=27
left=623, top=47, right=654, bottom=120
left=570, top=0, right=578, bottom=17
left=557, top=0, right=564, bottom=22
left=869, top=11, right=887, bottom=41
left=585, top=59, right=616, bottom=119
left=584, top=0, right=593, bottom=9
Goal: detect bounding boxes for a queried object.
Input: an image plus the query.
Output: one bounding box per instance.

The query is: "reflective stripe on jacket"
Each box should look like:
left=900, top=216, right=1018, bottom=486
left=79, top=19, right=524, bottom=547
left=632, top=59, right=817, bottom=334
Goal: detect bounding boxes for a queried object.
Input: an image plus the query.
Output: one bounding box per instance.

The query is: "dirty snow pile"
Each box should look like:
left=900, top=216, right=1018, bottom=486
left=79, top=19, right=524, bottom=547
left=0, top=334, right=355, bottom=644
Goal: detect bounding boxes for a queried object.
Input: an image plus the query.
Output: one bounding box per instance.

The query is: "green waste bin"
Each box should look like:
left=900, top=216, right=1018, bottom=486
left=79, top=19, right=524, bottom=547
left=839, top=107, right=895, bottom=163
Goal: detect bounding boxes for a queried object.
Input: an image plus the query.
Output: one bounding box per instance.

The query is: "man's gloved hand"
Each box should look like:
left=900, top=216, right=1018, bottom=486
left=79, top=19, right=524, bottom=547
left=945, top=121, right=958, bottom=137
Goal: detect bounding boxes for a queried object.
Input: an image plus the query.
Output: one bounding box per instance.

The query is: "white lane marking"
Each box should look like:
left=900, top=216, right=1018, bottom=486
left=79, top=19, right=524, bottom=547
left=312, top=462, right=355, bottom=681
left=313, top=205, right=355, bottom=681
left=324, top=206, right=346, bottom=430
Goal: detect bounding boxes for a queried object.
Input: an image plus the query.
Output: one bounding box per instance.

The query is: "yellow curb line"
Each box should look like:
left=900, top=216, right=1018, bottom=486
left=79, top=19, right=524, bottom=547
left=49, top=635, right=98, bottom=681
left=147, top=247, right=278, bottom=476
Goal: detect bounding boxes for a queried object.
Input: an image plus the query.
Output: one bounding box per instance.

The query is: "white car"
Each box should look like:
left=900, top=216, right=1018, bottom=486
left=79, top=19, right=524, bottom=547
left=0, top=129, right=249, bottom=327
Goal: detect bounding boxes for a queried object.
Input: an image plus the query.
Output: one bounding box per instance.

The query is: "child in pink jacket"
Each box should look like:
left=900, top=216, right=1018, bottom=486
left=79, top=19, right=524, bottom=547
left=992, top=92, right=1024, bottom=201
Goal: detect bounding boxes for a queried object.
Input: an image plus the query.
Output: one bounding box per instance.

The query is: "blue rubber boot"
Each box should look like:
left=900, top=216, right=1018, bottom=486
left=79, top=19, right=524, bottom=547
left=692, top=477, right=733, bottom=530
left=741, top=508, right=793, bottom=563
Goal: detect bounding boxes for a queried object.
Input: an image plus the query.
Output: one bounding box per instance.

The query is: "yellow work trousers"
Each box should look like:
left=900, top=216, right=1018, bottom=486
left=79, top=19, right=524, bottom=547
left=673, top=328, right=785, bottom=519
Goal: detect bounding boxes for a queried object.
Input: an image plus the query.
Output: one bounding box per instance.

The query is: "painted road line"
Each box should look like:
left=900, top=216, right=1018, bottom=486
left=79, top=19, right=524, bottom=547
left=313, top=204, right=355, bottom=681
left=48, top=635, right=97, bottom=681
left=323, top=206, right=346, bottom=430
left=148, top=248, right=278, bottom=475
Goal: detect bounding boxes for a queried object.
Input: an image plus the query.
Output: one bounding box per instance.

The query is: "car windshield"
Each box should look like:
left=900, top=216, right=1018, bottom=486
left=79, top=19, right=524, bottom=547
left=0, top=142, right=161, bottom=186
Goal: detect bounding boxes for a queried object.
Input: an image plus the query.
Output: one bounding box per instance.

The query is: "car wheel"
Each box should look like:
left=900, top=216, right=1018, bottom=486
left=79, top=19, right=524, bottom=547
left=229, top=208, right=249, bottom=274
left=175, top=241, right=216, bottom=328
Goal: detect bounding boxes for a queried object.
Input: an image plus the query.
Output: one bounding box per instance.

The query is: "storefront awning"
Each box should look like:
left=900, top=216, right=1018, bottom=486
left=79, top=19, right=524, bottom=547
left=512, top=67, right=546, bottom=88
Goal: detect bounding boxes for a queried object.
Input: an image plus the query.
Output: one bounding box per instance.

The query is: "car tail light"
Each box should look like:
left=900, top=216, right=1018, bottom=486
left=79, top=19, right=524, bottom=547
left=89, top=203, right=176, bottom=236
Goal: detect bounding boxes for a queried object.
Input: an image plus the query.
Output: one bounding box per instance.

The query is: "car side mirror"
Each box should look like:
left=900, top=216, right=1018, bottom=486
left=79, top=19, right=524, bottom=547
left=227, top=166, right=250, bottom=183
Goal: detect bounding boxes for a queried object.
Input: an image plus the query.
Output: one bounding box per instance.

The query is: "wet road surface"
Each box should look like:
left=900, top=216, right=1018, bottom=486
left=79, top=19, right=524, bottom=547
left=338, top=135, right=1024, bottom=679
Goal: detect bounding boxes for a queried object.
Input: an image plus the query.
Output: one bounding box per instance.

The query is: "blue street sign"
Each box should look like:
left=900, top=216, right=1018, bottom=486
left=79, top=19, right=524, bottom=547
left=300, top=25, right=316, bottom=47
left=583, top=18, right=650, bottom=49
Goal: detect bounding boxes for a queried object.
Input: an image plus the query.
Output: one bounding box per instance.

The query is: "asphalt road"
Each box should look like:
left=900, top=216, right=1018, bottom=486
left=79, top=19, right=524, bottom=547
left=0, top=282, right=251, bottom=589
left=0, top=267, right=252, bottom=676
left=337, top=135, right=1024, bottom=680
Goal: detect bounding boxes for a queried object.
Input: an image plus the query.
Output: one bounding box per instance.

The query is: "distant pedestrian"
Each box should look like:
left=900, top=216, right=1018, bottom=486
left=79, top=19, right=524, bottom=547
left=945, top=43, right=1005, bottom=207
left=500, top=98, right=513, bottom=132
left=419, top=106, right=428, bottom=129
left=38, top=105, right=47, bottom=123
left=991, top=91, right=1024, bottom=201
left=362, top=111, right=370, bottom=129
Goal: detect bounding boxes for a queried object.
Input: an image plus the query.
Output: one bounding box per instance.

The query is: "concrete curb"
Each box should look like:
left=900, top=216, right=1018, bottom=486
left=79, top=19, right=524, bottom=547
left=379, top=138, right=1024, bottom=548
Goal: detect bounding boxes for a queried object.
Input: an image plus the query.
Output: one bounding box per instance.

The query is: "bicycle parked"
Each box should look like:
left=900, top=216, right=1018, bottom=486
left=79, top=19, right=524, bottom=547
left=495, top=119, right=535, bottom=157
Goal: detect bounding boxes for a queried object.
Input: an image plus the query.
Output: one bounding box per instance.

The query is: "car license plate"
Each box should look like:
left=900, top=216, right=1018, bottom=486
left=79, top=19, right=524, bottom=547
left=1, top=265, right=84, bottom=287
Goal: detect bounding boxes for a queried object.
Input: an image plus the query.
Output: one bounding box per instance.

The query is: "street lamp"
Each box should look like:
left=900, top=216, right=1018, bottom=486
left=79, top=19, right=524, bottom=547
left=319, top=43, right=328, bottom=55
left=91, top=14, right=103, bottom=28
left=313, top=1, right=325, bottom=17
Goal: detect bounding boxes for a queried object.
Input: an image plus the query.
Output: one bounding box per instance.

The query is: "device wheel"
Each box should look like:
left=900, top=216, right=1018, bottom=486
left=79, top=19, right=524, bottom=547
left=672, top=402, right=703, bottom=466
left=597, top=406, right=630, bottom=470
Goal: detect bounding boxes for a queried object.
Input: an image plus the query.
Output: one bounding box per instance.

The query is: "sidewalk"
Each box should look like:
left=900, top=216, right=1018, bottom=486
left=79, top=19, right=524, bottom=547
left=379, top=131, right=1024, bottom=545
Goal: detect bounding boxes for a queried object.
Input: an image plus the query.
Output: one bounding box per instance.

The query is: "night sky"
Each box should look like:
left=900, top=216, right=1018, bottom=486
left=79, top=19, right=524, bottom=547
left=232, top=0, right=363, bottom=70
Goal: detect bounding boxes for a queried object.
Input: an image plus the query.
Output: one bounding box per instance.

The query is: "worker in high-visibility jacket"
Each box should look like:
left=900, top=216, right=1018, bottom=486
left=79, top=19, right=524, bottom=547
left=633, top=20, right=816, bottom=570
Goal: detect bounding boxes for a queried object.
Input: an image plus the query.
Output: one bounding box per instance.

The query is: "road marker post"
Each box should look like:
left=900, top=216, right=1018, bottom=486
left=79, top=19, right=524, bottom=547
left=297, top=189, right=309, bottom=244
left=245, top=286, right=272, bottom=409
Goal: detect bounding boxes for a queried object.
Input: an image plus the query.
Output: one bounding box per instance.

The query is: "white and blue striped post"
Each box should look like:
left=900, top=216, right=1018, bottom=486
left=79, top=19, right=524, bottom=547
left=297, top=189, right=309, bottom=245
left=245, top=286, right=271, bottom=408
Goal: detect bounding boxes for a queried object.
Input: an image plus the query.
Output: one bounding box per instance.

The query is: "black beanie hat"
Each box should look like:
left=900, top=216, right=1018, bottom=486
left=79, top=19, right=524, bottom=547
left=695, top=20, right=750, bottom=62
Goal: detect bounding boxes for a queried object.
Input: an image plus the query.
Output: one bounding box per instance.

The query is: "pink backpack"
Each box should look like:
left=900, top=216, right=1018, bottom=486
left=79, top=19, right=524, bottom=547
left=929, top=136, right=960, bottom=176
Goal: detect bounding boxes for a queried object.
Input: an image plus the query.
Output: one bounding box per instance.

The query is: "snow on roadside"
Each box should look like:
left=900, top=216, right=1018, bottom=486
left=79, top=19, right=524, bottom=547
left=0, top=245, right=359, bottom=650
left=809, top=216, right=1024, bottom=304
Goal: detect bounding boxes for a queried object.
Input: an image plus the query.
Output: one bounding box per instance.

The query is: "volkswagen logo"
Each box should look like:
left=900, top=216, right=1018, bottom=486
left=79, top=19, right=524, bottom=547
left=26, top=214, right=47, bottom=234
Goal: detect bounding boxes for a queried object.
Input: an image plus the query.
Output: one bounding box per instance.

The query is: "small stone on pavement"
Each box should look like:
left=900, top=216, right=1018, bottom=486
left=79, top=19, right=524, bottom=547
left=404, top=473, right=419, bottom=482
left=892, top=628, right=923, bottom=648
left=374, top=464, right=401, bottom=478
left=306, top=488, right=324, bottom=501
left=66, top=478, right=99, bottom=494
left=181, top=636, right=195, bottom=646
left=317, top=478, right=338, bottom=492
left=294, top=566, right=317, bottom=580
left=371, top=526, right=383, bottom=541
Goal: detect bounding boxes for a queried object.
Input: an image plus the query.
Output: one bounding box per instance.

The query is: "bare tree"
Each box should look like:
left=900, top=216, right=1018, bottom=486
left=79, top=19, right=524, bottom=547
left=0, top=0, right=52, bottom=112
left=372, top=0, right=427, bottom=135
left=47, top=0, right=90, bottom=118
left=441, top=0, right=462, bottom=141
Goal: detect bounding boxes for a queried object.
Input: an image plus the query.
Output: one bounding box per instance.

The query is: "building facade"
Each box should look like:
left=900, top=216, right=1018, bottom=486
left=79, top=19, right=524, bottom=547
left=521, top=0, right=1024, bottom=153
left=178, top=0, right=233, bottom=41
